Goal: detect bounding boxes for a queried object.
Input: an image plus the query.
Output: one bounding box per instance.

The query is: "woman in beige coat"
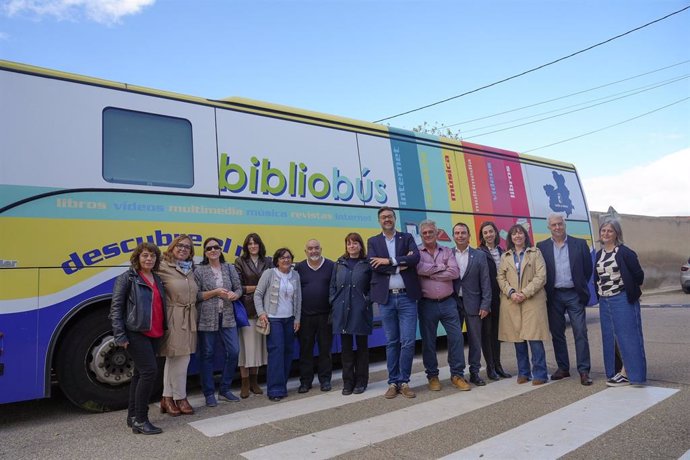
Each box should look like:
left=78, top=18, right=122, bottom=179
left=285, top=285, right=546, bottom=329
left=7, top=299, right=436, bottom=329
left=157, top=234, right=199, bottom=416
left=497, top=224, right=550, bottom=385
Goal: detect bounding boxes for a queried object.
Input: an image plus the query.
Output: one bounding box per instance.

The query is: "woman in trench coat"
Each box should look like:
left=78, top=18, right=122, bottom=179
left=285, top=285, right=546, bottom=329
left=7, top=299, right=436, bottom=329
left=157, top=234, right=199, bottom=416
left=497, top=224, right=550, bottom=385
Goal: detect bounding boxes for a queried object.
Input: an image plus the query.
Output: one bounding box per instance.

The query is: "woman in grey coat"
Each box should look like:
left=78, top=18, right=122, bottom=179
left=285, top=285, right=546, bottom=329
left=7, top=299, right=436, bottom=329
left=329, top=233, right=372, bottom=395
left=194, top=237, right=243, bottom=407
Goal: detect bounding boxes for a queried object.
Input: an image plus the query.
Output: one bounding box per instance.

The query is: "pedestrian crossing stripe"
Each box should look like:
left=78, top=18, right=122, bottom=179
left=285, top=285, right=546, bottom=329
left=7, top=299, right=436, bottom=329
left=441, top=386, right=678, bottom=459
left=239, top=376, right=547, bottom=459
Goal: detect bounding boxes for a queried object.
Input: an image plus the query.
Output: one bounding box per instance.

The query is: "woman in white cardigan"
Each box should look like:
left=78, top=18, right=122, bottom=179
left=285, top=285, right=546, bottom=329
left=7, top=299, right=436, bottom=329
left=254, top=247, right=301, bottom=401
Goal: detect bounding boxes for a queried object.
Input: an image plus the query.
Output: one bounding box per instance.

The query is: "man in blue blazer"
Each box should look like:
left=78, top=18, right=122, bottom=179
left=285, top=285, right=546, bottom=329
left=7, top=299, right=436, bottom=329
left=537, top=213, right=594, bottom=385
left=367, top=206, right=421, bottom=399
left=452, top=223, right=492, bottom=387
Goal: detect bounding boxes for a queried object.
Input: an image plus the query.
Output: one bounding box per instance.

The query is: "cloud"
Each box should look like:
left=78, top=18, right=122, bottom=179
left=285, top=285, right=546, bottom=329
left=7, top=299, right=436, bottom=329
left=583, top=148, right=690, bottom=217
left=2, top=0, right=155, bottom=24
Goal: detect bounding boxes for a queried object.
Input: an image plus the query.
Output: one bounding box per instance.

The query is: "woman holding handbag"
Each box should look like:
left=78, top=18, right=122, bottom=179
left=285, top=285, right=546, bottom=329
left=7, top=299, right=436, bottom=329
left=234, top=233, right=273, bottom=398
left=255, top=248, right=301, bottom=401
left=194, top=237, right=243, bottom=407
left=109, top=242, right=166, bottom=434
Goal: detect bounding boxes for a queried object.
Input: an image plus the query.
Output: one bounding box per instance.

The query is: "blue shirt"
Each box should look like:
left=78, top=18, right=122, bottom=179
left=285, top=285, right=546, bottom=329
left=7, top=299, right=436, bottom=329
left=384, top=233, right=406, bottom=290
left=553, top=237, right=574, bottom=289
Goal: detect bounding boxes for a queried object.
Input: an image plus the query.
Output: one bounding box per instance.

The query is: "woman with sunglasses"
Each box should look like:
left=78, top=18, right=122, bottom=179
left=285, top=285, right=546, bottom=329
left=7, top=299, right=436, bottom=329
left=254, top=248, right=301, bottom=401
left=157, top=234, right=199, bottom=416
left=194, top=237, right=243, bottom=407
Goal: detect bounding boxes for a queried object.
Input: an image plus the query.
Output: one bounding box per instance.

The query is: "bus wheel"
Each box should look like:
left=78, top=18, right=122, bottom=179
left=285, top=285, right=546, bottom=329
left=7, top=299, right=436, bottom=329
left=55, top=308, right=131, bottom=412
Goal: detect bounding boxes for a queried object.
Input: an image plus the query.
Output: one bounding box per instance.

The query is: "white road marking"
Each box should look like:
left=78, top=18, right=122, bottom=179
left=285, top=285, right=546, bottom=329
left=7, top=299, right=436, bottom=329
left=239, top=377, right=546, bottom=459
left=442, top=385, right=678, bottom=460
left=189, top=359, right=413, bottom=435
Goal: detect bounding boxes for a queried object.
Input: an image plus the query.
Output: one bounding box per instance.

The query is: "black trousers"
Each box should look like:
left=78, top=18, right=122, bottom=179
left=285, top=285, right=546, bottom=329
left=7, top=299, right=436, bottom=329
left=481, top=309, right=499, bottom=370
left=126, top=331, right=160, bottom=423
left=341, top=334, right=369, bottom=389
left=298, top=313, right=333, bottom=385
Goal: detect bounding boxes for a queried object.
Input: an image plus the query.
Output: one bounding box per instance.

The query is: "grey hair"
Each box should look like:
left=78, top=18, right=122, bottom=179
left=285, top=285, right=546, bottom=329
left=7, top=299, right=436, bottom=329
left=419, top=219, right=437, bottom=231
left=547, top=212, right=567, bottom=225
left=598, top=218, right=624, bottom=246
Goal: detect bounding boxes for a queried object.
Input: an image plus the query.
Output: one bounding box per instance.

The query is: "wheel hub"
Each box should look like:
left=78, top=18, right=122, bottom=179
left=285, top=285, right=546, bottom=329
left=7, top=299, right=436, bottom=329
left=88, top=335, right=134, bottom=386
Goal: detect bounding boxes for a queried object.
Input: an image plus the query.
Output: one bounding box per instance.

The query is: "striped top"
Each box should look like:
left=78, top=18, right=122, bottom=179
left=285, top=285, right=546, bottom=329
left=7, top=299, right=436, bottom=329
left=596, top=247, right=624, bottom=297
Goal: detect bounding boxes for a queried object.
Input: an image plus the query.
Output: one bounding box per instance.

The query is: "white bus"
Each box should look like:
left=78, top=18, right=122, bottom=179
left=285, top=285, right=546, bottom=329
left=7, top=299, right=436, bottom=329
left=0, top=60, right=594, bottom=410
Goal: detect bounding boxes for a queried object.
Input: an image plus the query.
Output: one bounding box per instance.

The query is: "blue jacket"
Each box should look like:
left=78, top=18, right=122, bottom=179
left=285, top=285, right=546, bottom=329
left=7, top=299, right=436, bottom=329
left=537, top=235, right=593, bottom=307
left=367, top=231, right=421, bottom=304
left=594, top=244, right=644, bottom=304
left=329, top=257, right=373, bottom=335
left=452, top=247, right=492, bottom=314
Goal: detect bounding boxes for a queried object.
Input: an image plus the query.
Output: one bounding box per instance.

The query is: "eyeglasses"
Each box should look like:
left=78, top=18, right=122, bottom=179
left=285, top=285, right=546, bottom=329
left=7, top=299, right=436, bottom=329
left=205, top=245, right=221, bottom=252
left=176, top=243, right=192, bottom=250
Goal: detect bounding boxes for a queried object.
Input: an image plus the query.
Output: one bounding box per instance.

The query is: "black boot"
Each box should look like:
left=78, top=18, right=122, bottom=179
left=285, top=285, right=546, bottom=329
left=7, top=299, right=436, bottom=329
left=495, top=364, right=512, bottom=379
left=126, top=415, right=136, bottom=428
left=132, top=420, right=163, bottom=435
left=487, top=366, right=500, bottom=381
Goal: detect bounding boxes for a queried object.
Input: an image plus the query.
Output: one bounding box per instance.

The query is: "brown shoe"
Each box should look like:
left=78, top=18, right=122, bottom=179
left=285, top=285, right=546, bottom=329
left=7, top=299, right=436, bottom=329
left=384, top=383, right=398, bottom=399
left=249, top=374, right=264, bottom=395
left=451, top=375, right=471, bottom=391
left=532, top=379, right=547, bottom=386
left=550, top=368, right=571, bottom=380
left=240, top=378, right=250, bottom=399
left=516, top=376, right=530, bottom=384
left=428, top=376, right=442, bottom=391
left=580, top=372, right=593, bottom=386
left=175, top=398, right=195, bottom=415
left=160, top=397, right=181, bottom=417
left=399, top=383, right=416, bottom=398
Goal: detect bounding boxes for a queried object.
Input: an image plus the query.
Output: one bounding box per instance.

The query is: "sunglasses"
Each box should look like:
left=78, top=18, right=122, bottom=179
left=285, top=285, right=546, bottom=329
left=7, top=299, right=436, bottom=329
left=205, top=245, right=222, bottom=252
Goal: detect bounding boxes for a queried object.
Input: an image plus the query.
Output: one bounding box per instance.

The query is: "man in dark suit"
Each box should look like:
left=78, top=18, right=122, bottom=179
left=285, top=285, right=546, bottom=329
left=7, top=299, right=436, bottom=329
left=452, top=223, right=492, bottom=387
left=367, top=206, right=421, bottom=399
left=537, top=213, right=594, bottom=385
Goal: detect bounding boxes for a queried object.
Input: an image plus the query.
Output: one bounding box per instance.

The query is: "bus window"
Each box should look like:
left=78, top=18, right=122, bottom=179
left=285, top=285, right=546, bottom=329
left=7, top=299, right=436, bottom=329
left=102, top=107, right=194, bottom=188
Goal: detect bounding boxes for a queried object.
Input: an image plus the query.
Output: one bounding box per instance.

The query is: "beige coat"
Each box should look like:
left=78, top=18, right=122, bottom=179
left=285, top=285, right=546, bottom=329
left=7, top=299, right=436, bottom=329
left=497, top=246, right=550, bottom=342
left=157, top=260, right=199, bottom=357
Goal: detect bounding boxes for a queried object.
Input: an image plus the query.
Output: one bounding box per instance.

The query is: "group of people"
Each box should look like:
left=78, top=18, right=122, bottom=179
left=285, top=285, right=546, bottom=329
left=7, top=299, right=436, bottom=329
left=368, top=207, right=646, bottom=400
left=109, top=206, right=647, bottom=435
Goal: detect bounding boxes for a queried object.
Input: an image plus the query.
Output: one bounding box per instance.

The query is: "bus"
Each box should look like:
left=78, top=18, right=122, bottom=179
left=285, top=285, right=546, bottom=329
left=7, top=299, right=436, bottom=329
left=0, top=60, right=594, bottom=411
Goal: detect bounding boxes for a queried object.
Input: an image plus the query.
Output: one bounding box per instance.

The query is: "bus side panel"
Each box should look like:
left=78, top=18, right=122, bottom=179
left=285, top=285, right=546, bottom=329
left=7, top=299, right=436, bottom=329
left=0, top=269, right=41, bottom=404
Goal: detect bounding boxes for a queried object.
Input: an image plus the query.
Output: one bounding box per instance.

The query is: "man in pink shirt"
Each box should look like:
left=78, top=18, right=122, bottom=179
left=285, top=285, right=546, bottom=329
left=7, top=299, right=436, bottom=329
left=416, top=219, right=470, bottom=391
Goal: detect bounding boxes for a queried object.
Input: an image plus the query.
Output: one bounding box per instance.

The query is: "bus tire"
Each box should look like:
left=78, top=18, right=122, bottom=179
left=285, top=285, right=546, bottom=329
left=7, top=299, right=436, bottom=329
left=55, top=308, right=130, bottom=412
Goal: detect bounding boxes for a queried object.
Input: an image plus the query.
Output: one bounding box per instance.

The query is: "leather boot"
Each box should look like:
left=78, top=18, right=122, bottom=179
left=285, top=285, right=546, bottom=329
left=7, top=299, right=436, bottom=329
left=160, top=397, right=181, bottom=417
left=487, top=365, right=500, bottom=381
left=240, top=377, right=250, bottom=399
left=175, top=398, right=195, bottom=415
left=249, top=374, right=263, bottom=395
left=495, top=364, right=512, bottom=379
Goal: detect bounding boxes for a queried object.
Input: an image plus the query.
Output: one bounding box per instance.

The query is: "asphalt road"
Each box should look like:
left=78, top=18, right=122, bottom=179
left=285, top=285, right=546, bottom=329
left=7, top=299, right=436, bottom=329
left=1, top=291, right=689, bottom=460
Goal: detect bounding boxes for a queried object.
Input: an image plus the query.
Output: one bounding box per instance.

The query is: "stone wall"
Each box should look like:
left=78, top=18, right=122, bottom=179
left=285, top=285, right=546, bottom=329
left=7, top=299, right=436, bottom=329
left=590, top=211, right=690, bottom=290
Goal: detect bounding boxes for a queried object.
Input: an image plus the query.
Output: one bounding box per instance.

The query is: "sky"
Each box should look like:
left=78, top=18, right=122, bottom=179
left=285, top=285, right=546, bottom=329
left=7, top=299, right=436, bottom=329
left=1, top=0, right=689, bottom=216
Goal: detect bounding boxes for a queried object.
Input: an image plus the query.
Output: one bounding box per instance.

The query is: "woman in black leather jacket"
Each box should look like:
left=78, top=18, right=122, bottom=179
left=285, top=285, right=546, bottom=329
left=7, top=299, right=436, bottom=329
left=110, top=242, right=167, bottom=435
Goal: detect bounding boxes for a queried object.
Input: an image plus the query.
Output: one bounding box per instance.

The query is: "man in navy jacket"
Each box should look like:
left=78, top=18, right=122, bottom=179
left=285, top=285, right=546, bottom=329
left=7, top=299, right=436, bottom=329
left=367, top=207, right=421, bottom=399
left=537, top=213, right=594, bottom=385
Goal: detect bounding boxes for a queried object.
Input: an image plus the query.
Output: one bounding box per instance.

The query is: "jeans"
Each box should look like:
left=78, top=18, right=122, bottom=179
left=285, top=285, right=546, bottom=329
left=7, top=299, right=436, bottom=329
left=266, top=317, right=295, bottom=398
left=418, top=297, right=465, bottom=378
left=547, top=288, right=591, bottom=373
left=341, top=334, right=369, bottom=390
left=599, top=292, right=647, bottom=384
left=298, top=313, right=333, bottom=386
left=198, top=317, right=240, bottom=396
left=515, top=340, right=548, bottom=381
left=126, top=331, right=160, bottom=423
left=379, top=292, right=418, bottom=385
